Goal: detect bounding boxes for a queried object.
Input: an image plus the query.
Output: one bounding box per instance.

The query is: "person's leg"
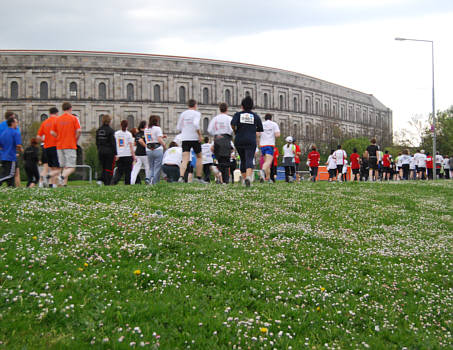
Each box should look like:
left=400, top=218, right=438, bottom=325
left=236, top=147, right=247, bottom=179
left=124, top=156, right=133, bottom=185
left=14, top=168, right=20, bottom=187
left=195, top=153, right=203, bottom=178
left=179, top=152, right=190, bottom=178
left=152, top=148, right=163, bottom=184
left=141, top=155, right=151, bottom=183
left=262, top=154, right=273, bottom=180
left=284, top=166, right=290, bottom=182
left=130, top=156, right=143, bottom=185
left=203, top=163, right=210, bottom=182
left=270, top=165, right=276, bottom=182
left=313, top=167, right=318, bottom=182
left=0, top=161, right=15, bottom=187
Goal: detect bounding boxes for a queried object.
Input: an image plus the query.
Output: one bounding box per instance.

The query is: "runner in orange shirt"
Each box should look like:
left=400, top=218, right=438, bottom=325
left=37, top=107, right=60, bottom=187
left=50, top=102, right=81, bottom=186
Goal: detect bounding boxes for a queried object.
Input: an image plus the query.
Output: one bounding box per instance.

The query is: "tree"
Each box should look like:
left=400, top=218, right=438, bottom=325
left=421, top=106, right=453, bottom=155
left=342, top=137, right=369, bottom=156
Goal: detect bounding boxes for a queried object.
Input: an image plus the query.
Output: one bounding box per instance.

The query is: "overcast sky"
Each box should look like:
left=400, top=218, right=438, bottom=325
left=2, top=0, right=453, bottom=136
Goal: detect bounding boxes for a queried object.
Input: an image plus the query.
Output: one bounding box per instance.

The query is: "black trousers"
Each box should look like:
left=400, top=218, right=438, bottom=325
left=163, top=164, right=180, bottom=182
left=203, top=163, right=212, bottom=182
left=113, top=156, right=133, bottom=185
left=310, top=166, right=318, bottom=182
left=427, top=168, right=433, bottom=180
left=216, top=157, right=230, bottom=183
left=25, top=163, right=40, bottom=186
left=229, top=159, right=237, bottom=183
left=402, top=164, right=409, bottom=180
left=0, top=161, right=16, bottom=187
left=270, top=165, right=277, bottom=182
left=284, top=166, right=295, bottom=182
left=99, top=151, right=115, bottom=185
left=445, top=169, right=450, bottom=179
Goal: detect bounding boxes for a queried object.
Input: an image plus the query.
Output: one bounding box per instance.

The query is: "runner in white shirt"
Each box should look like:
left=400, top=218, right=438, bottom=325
left=176, top=99, right=205, bottom=183
left=144, top=115, right=166, bottom=185
left=442, top=155, right=450, bottom=179
left=162, top=141, right=182, bottom=182
left=435, top=152, right=443, bottom=179
left=259, top=114, right=280, bottom=183
left=417, top=150, right=427, bottom=180
left=326, top=149, right=337, bottom=182
left=282, top=136, right=296, bottom=182
left=409, top=154, right=416, bottom=180
left=208, top=103, right=233, bottom=184
left=333, top=145, right=347, bottom=182
left=400, top=150, right=411, bottom=180
left=112, top=119, right=135, bottom=185
left=201, top=137, right=220, bottom=182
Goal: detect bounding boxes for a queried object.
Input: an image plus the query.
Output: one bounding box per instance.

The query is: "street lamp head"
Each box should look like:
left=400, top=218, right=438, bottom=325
left=395, top=37, right=406, bottom=41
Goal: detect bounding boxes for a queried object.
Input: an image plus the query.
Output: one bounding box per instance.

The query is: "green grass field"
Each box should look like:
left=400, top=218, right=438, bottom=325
left=0, top=181, right=452, bottom=349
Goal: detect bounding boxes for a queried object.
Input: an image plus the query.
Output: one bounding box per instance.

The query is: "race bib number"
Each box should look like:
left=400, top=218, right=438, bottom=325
left=240, top=113, right=254, bottom=125
left=118, top=138, right=125, bottom=148
left=144, top=130, right=153, bottom=143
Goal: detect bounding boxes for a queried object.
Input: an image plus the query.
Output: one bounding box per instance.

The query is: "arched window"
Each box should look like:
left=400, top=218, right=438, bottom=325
left=333, top=105, right=337, bottom=118
left=153, top=85, right=161, bottom=102
left=203, top=117, right=209, bottom=133
left=203, top=88, right=209, bottom=104
left=279, top=95, right=284, bottom=110
left=127, top=83, right=134, bottom=101
left=99, top=82, right=106, bottom=100
left=315, top=101, right=319, bottom=115
left=306, top=124, right=311, bottom=140
left=179, top=86, right=186, bottom=104
left=293, top=123, right=298, bottom=139
left=225, top=89, right=231, bottom=106
left=69, top=82, right=77, bottom=99
left=10, top=81, right=19, bottom=99
left=40, top=114, right=48, bottom=122
left=305, top=98, right=310, bottom=113
left=127, top=115, right=135, bottom=129
left=99, top=114, right=104, bottom=127
left=293, top=97, right=298, bottom=112
left=263, top=93, right=268, bottom=109
left=40, top=81, right=48, bottom=99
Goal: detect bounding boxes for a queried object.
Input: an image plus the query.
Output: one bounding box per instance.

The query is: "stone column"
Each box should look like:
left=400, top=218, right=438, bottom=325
left=168, top=74, right=175, bottom=102
left=192, top=76, right=199, bottom=102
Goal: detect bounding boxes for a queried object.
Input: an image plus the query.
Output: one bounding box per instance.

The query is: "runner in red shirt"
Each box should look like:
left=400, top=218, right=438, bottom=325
left=350, top=148, right=360, bottom=181
left=307, top=144, right=320, bottom=182
left=382, top=150, right=392, bottom=181
left=270, top=146, right=279, bottom=182
left=426, top=152, right=434, bottom=180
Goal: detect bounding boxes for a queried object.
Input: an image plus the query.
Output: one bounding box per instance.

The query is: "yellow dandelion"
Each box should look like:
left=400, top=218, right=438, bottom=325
left=78, top=267, right=84, bottom=272
left=316, top=306, right=321, bottom=311
left=134, top=269, right=141, bottom=275
left=84, top=263, right=89, bottom=267
left=32, top=236, right=37, bottom=240
left=133, top=213, right=139, bottom=217
left=260, top=327, right=268, bottom=333
left=320, top=287, right=326, bottom=292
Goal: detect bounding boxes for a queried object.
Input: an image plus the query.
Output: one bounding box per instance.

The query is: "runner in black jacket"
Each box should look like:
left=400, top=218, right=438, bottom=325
left=96, top=114, right=117, bottom=185
left=23, top=138, right=40, bottom=188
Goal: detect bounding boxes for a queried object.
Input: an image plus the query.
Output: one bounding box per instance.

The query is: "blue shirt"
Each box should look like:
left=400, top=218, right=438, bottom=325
left=0, top=127, right=22, bottom=161
left=231, top=111, right=263, bottom=148
left=0, top=121, right=20, bottom=158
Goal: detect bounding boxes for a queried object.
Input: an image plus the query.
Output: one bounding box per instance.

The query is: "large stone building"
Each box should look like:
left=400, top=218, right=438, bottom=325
left=0, top=50, right=392, bottom=149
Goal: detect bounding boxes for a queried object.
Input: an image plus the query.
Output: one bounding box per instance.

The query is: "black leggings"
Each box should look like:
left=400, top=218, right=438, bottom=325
left=284, top=166, right=294, bottom=182
left=217, top=156, right=230, bottom=183
left=25, top=163, right=40, bottom=186
left=237, top=146, right=255, bottom=173
left=113, top=156, right=133, bottom=185
left=99, top=151, right=115, bottom=185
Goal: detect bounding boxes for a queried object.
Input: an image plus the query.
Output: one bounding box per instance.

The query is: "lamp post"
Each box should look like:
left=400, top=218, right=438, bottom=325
left=395, top=37, right=436, bottom=166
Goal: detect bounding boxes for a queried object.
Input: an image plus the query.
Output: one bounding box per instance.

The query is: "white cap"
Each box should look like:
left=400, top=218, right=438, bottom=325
left=285, top=136, right=293, bottom=143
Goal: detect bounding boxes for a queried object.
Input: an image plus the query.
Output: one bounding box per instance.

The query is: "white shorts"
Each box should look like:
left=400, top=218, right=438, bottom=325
left=57, top=149, right=77, bottom=168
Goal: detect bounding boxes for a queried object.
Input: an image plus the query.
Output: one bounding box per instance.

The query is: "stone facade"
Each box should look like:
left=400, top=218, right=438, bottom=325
left=0, top=50, right=392, bottom=148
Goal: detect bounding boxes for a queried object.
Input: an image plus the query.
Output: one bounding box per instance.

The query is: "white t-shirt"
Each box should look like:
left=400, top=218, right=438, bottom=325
left=283, top=144, right=296, bottom=158
left=201, top=143, right=214, bottom=164
left=327, top=155, right=337, bottom=170
left=260, top=120, right=280, bottom=146
left=207, top=114, right=233, bottom=136
left=443, top=158, right=450, bottom=169
left=396, top=156, right=402, bottom=167
left=418, top=154, right=427, bottom=168
left=176, top=109, right=201, bottom=141
left=409, top=156, right=416, bottom=170
left=342, top=160, right=348, bottom=174
left=114, top=130, right=134, bottom=157
left=144, top=126, right=163, bottom=147
left=400, top=154, right=411, bottom=165
left=162, top=146, right=182, bottom=165
left=174, top=134, right=182, bottom=147
left=435, top=154, right=443, bottom=164
left=333, top=149, right=347, bottom=165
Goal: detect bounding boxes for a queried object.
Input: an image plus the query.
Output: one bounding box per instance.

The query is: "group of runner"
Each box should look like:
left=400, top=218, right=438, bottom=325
left=0, top=102, right=81, bottom=187
left=1, top=98, right=451, bottom=187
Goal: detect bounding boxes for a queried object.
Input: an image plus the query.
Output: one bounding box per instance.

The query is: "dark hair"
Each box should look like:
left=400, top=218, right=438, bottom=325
left=30, top=137, right=38, bottom=146
left=370, top=138, right=376, bottom=144
left=385, top=150, right=389, bottom=154
left=265, top=113, right=272, bottom=121
left=49, top=107, right=59, bottom=115
left=149, top=115, right=160, bottom=127
left=330, top=149, right=335, bottom=155
left=353, top=148, right=357, bottom=153
left=102, top=114, right=112, bottom=125
left=337, top=145, right=341, bottom=150
left=219, top=103, right=228, bottom=113
left=204, top=136, right=209, bottom=143
left=138, top=121, right=146, bottom=130
left=416, top=149, right=420, bottom=152
left=403, top=149, right=409, bottom=155
left=4, top=111, right=14, bottom=120
left=62, top=102, right=72, bottom=111
left=169, top=141, right=177, bottom=148
left=130, top=128, right=138, bottom=137
left=311, top=144, right=317, bottom=151
left=120, top=119, right=128, bottom=131
left=426, top=152, right=430, bottom=156
left=241, top=96, right=254, bottom=111
left=6, top=116, right=16, bottom=126
left=188, top=99, right=197, bottom=108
